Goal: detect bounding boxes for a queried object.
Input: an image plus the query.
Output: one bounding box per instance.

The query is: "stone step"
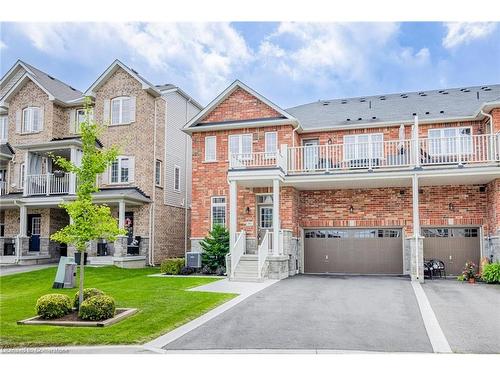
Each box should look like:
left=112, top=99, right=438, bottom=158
left=230, top=276, right=264, bottom=282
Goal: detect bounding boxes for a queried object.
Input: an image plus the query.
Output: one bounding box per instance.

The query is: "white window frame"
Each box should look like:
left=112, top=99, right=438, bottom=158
left=173, top=165, right=181, bottom=192
left=75, top=108, right=86, bottom=133
left=110, top=96, right=131, bottom=126
left=155, top=160, right=162, bottom=187
left=264, top=132, right=278, bottom=159
left=428, top=126, right=473, bottom=156
left=109, top=156, right=130, bottom=184
left=204, top=136, right=217, bottom=162
left=343, top=133, right=384, bottom=161
left=0, top=115, right=7, bottom=142
left=211, top=196, right=226, bottom=229
left=228, top=134, right=253, bottom=161
left=19, top=163, right=25, bottom=188
left=22, top=107, right=42, bottom=133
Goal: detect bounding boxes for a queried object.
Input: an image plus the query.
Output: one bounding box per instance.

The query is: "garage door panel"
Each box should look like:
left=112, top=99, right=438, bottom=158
left=304, top=229, right=403, bottom=274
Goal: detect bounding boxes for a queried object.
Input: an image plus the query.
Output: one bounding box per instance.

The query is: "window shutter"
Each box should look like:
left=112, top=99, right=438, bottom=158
left=103, top=99, right=111, bottom=124
left=69, top=109, right=76, bottom=133
left=129, top=96, right=136, bottom=123
left=128, top=156, right=135, bottom=182
left=38, top=106, right=44, bottom=131
left=15, top=110, right=21, bottom=133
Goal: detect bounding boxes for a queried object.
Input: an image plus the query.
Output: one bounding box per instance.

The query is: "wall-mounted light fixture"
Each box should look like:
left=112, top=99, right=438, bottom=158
left=245, top=207, right=251, bottom=214
left=327, top=138, right=333, bottom=145
left=448, top=203, right=454, bottom=211
left=349, top=205, right=354, bottom=213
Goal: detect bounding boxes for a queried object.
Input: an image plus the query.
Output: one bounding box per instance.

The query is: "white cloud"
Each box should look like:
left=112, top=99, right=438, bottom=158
left=0, top=40, right=6, bottom=50
left=443, top=22, right=497, bottom=49
left=17, top=23, right=252, bottom=102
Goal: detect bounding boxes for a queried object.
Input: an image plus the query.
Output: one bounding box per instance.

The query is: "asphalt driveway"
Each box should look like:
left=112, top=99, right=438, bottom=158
left=164, top=275, right=432, bottom=352
left=423, top=279, right=500, bottom=354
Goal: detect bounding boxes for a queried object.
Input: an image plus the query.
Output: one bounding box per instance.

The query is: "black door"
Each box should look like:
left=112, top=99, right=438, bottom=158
left=27, top=214, right=41, bottom=252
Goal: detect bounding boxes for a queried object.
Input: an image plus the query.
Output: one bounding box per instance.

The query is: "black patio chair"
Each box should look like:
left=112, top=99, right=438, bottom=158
left=430, top=259, right=446, bottom=278
left=423, top=259, right=434, bottom=279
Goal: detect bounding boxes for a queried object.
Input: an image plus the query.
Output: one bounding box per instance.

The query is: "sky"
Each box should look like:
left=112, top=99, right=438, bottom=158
left=0, top=22, right=499, bottom=108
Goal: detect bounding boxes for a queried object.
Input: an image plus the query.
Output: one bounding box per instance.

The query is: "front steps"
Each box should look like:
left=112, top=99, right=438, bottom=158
left=231, top=254, right=265, bottom=282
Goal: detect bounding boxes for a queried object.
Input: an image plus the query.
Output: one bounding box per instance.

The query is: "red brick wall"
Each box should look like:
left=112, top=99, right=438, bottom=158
left=492, top=109, right=500, bottom=133
left=487, top=179, right=500, bottom=235
left=201, top=88, right=282, bottom=123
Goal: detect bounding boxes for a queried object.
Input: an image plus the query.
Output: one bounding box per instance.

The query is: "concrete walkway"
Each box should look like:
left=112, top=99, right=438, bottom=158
left=161, top=275, right=433, bottom=352
left=1, top=345, right=154, bottom=354
left=0, top=264, right=56, bottom=276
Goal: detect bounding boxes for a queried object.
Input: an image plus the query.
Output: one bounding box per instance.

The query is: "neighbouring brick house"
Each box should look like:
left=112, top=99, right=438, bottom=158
left=0, top=60, right=201, bottom=267
left=184, top=80, right=500, bottom=282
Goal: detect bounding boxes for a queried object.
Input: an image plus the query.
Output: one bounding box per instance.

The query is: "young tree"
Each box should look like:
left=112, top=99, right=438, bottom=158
left=200, top=225, right=230, bottom=273
left=50, top=97, right=126, bottom=309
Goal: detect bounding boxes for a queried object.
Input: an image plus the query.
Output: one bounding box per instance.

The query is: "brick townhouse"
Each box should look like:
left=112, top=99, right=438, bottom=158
left=0, top=60, right=201, bottom=267
left=184, top=80, right=500, bottom=281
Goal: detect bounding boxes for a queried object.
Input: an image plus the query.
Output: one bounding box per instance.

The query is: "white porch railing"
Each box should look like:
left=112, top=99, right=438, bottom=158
left=25, top=173, right=71, bottom=196
left=229, top=151, right=279, bottom=169
left=257, top=230, right=270, bottom=279
left=0, top=181, right=7, bottom=196
left=230, top=231, right=246, bottom=278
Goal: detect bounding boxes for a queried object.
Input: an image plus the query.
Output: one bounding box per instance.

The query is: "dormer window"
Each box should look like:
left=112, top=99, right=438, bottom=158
left=111, top=96, right=134, bottom=125
left=22, top=107, right=42, bottom=133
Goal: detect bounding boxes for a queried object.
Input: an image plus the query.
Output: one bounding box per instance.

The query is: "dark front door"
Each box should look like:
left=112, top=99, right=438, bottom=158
left=125, top=212, right=134, bottom=245
left=27, top=214, right=41, bottom=252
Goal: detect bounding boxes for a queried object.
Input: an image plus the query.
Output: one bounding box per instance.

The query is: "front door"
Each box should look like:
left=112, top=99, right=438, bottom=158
left=303, top=139, right=319, bottom=170
left=258, top=206, right=273, bottom=248
left=27, top=214, right=41, bottom=252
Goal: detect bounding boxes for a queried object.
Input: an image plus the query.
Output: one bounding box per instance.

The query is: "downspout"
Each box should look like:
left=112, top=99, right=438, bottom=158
left=481, top=108, right=494, bottom=133
left=184, top=98, right=191, bottom=255
left=148, top=98, right=159, bottom=266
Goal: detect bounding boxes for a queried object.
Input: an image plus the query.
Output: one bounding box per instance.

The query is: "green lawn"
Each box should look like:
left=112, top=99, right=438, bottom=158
left=0, top=266, right=235, bottom=348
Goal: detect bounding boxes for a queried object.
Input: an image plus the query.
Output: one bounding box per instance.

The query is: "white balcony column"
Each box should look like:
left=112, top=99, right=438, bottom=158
left=411, top=174, right=424, bottom=282
left=272, top=178, right=280, bottom=255
left=412, top=115, right=420, bottom=169
left=229, top=180, right=237, bottom=249
left=69, top=147, right=77, bottom=194
left=23, top=152, right=29, bottom=196
left=118, top=200, right=126, bottom=230
left=280, top=144, right=288, bottom=173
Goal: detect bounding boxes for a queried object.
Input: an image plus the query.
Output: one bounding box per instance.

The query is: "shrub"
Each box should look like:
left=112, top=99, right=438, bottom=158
left=200, top=225, right=230, bottom=272
left=180, top=266, right=194, bottom=275
left=36, top=294, right=72, bottom=319
left=73, top=288, right=105, bottom=309
left=481, top=263, right=500, bottom=284
left=78, top=295, right=115, bottom=321
left=201, top=264, right=213, bottom=274
left=461, top=261, right=478, bottom=281
left=160, top=258, right=185, bottom=275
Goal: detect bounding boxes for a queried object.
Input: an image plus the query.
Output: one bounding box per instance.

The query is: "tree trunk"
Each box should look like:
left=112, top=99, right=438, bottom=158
left=78, top=249, right=85, bottom=311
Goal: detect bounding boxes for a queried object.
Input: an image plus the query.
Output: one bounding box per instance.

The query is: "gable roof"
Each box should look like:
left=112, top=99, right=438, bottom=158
left=183, top=80, right=298, bottom=133
left=0, top=60, right=83, bottom=105
left=85, top=60, right=161, bottom=98
left=156, top=83, right=204, bottom=110
left=286, top=84, right=500, bottom=131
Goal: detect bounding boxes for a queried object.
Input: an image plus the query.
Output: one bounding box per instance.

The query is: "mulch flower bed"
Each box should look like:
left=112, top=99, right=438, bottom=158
left=17, top=308, right=138, bottom=327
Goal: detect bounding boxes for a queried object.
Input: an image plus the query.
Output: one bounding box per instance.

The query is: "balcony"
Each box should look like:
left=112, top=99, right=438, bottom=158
left=25, top=173, right=73, bottom=196
left=228, top=134, right=500, bottom=175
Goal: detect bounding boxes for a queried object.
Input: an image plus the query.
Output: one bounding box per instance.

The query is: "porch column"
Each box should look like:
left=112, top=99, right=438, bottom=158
left=272, top=178, right=280, bottom=255
left=412, top=115, right=420, bottom=169
left=19, top=205, right=27, bottom=237
left=411, top=174, right=424, bottom=282
left=118, top=200, right=126, bottom=230
left=68, top=147, right=77, bottom=194
left=229, top=180, right=237, bottom=249
left=23, top=152, right=29, bottom=196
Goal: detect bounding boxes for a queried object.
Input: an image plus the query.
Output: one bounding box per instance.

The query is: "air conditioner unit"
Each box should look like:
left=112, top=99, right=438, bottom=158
left=186, top=252, right=202, bottom=268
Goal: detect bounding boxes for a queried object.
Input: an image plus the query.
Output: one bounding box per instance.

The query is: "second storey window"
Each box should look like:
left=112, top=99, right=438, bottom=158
left=211, top=196, right=226, bottom=228
left=111, top=96, right=133, bottom=125
left=110, top=156, right=134, bottom=183
left=428, top=127, right=472, bottom=156
left=22, top=107, right=42, bottom=133
left=344, top=133, right=383, bottom=160
left=265, top=132, right=277, bottom=157
left=205, top=136, right=217, bottom=162
left=155, top=160, right=162, bottom=186
left=174, top=165, right=181, bottom=192
left=228, top=134, right=252, bottom=160
left=0, top=116, right=7, bottom=142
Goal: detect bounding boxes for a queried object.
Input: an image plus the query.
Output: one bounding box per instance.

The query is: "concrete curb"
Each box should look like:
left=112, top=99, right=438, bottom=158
left=411, top=281, right=452, bottom=353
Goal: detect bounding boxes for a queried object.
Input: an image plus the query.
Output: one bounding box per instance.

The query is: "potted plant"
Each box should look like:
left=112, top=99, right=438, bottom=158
left=462, top=261, right=478, bottom=284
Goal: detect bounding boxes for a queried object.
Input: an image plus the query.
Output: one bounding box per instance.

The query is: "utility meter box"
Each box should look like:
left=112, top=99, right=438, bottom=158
left=53, top=256, right=77, bottom=289
left=64, top=263, right=76, bottom=288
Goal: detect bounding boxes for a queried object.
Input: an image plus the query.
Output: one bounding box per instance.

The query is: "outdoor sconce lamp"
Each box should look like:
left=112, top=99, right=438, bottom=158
left=246, top=207, right=251, bottom=214
left=349, top=205, right=354, bottom=213
left=327, top=138, right=333, bottom=145
left=449, top=203, right=454, bottom=211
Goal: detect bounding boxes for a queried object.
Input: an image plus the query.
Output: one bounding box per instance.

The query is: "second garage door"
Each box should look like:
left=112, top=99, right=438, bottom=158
left=304, top=228, right=403, bottom=274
